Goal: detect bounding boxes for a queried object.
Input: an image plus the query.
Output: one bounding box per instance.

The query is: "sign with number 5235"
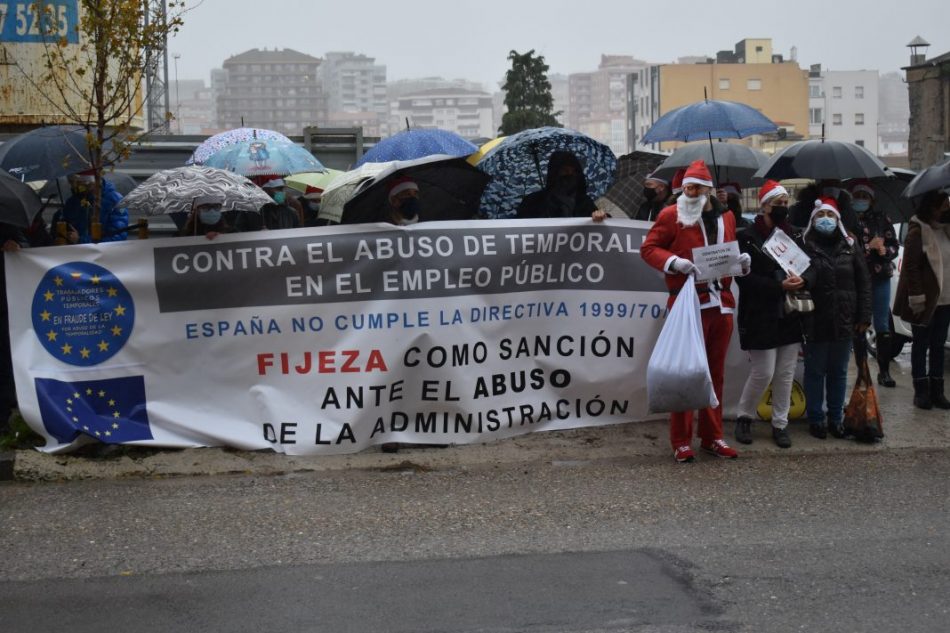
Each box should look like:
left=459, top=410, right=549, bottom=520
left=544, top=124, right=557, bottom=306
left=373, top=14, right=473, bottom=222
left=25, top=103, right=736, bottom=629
left=0, top=1, right=79, bottom=44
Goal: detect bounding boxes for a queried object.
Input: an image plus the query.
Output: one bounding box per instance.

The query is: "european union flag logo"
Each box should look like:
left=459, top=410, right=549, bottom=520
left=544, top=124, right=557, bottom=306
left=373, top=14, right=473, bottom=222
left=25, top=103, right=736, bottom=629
left=35, top=376, right=153, bottom=444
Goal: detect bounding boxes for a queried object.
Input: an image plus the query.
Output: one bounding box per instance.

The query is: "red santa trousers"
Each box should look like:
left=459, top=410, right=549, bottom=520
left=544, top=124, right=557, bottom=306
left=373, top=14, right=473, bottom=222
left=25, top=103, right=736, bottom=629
left=668, top=307, right=733, bottom=450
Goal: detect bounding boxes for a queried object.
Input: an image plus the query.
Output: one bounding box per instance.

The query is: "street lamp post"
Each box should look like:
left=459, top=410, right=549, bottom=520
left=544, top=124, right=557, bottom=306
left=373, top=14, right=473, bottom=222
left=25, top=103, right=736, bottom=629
left=172, top=53, right=182, bottom=134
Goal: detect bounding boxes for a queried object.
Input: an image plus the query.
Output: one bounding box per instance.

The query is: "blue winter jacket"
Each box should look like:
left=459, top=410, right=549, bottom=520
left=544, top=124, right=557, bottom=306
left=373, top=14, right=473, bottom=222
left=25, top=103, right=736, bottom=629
left=53, top=179, right=129, bottom=243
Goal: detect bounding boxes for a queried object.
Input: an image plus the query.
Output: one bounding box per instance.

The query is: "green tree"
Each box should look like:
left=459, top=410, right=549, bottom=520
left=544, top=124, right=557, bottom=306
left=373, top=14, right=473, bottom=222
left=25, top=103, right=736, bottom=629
left=500, top=49, right=561, bottom=135
left=1, top=1, right=186, bottom=241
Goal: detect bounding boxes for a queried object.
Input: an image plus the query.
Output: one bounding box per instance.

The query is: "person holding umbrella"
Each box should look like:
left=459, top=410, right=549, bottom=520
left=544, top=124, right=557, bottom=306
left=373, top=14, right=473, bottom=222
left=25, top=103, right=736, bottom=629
left=52, top=171, right=129, bottom=244
left=634, top=171, right=670, bottom=222
left=634, top=159, right=751, bottom=462
left=801, top=197, right=872, bottom=439
left=516, top=151, right=598, bottom=219
left=181, top=195, right=231, bottom=240
left=733, top=181, right=805, bottom=448
left=849, top=180, right=901, bottom=387
left=894, top=189, right=950, bottom=410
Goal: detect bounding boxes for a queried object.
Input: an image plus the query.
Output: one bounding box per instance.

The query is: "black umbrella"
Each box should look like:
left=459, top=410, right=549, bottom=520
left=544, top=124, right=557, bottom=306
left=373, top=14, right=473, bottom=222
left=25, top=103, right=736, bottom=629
left=754, top=140, right=890, bottom=181
left=654, top=142, right=768, bottom=187
left=342, top=155, right=490, bottom=224
left=599, top=150, right=668, bottom=217
left=0, top=125, right=113, bottom=182
left=901, top=159, right=950, bottom=198
left=861, top=168, right=916, bottom=223
left=0, top=170, right=42, bottom=227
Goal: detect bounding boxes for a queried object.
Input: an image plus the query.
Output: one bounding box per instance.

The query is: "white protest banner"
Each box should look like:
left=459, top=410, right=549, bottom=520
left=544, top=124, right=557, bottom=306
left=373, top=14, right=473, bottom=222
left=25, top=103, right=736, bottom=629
left=691, top=242, right=742, bottom=282
left=762, top=229, right=811, bottom=276
left=5, top=219, right=750, bottom=455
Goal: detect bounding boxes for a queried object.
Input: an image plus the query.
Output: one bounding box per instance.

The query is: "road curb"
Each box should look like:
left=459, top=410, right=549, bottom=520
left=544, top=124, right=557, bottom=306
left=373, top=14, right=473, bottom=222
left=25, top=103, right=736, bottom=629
left=0, top=451, right=14, bottom=481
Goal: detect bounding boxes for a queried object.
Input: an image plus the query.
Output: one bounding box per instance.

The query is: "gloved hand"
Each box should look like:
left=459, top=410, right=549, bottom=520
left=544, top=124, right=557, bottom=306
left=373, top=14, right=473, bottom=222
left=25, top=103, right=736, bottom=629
left=738, top=252, right=752, bottom=276
left=670, top=256, right=699, bottom=276
left=909, top=295, right=927, bottom=315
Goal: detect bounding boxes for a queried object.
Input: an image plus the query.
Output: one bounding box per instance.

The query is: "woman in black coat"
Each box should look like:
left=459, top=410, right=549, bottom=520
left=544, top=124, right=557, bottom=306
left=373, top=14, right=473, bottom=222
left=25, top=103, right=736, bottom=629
left=800, top=197, right=872, bottom=439
left=734, top=181, right=805, bottom=448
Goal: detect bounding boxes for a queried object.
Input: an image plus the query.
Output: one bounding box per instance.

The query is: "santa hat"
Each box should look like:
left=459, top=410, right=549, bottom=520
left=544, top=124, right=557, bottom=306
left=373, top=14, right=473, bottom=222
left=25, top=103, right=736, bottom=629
left=804, top=196, right=851, bottom=242
left=387, top=176, right=419, bottom=199
left=720, top=182, right=742, bottom=196
left=644, top=170, right=670, bottom=187
left=671, top=168, right=687, bottom=194
left=758, top=180, right=789, bottom=205
left=849, top=179, right=875, bottom=198
left=681, top=160, right=713, bottom=188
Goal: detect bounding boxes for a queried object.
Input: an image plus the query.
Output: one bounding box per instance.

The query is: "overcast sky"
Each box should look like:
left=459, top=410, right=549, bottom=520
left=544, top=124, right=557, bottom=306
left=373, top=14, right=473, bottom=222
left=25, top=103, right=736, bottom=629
left=172, top=0, right=948, bottom=88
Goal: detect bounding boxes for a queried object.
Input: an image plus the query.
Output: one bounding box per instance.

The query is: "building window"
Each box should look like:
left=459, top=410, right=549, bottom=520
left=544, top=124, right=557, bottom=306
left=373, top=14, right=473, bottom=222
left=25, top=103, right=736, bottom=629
left=809, top=84, right=822, bottom=98
left=809, top=108, right=823, bottom=125
left=855, top=113, right=864, bottom=125
left=855, top=86, right=864, bottom=99
left=832, top=113, right=842, bottom=126
left=832, top=86, right=842, bottom=98
left=746, top=79, right=762, bottom=90
left=719, top=78, right=730, bottom=90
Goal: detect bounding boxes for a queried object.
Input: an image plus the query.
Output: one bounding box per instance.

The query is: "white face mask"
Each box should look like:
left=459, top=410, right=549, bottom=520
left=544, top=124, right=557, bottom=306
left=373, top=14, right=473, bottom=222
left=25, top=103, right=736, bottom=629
left=676, top=194, right=707, bottom=226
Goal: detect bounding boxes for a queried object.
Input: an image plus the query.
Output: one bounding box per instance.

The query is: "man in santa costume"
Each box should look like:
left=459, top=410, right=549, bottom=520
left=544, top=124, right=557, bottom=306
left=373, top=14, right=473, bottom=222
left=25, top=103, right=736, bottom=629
left=640, top=159, right=750, bottom=462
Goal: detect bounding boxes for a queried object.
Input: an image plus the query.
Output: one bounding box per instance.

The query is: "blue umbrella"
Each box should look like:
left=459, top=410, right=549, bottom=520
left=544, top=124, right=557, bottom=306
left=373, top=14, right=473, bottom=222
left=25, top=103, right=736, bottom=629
left=356, top=128, right=477, bottom=167
left=641, top=99, right=778, bottom=144
left=187, top=128, right=292, bottom=165
left=203, top=138, right=325, bottom=177
left=477, top=127, right=617, bottom=219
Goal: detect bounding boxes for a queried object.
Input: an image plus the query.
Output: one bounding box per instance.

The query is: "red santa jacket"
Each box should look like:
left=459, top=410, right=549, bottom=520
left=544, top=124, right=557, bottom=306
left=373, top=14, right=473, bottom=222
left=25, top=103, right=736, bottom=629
left=640, top=203, right=737, bottom=311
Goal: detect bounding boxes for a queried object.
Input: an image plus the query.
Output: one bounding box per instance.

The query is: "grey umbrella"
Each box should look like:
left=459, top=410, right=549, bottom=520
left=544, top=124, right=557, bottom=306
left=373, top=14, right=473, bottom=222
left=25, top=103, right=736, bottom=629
left=0, top=170, right=41, bottom=227
left=654, top=142, right=768, bottom=186
left=119, top=166, right=272, bottom=216
left=754, top=140, right=890, bottom=181
left=901, top=159, right=950, bottom=198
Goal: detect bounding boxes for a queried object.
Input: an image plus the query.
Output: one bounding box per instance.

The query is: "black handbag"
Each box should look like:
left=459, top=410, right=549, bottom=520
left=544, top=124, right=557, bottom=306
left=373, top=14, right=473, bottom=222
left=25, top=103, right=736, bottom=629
left=784, top=289, right=814, bottom=313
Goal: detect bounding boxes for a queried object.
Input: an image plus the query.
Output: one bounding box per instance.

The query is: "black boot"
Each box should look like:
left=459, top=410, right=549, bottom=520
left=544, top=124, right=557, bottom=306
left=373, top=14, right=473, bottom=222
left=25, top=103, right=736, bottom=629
left=931, top=378, right=950, bottom=410
left=876, top=333, right=897, bottom=387
left=913, top=378, right=933, bottom=410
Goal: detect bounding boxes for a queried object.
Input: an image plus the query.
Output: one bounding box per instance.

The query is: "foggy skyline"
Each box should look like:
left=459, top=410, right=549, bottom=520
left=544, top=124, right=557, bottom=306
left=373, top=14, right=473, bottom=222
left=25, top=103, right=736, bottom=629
left=172, top=0, right=949, bottom=89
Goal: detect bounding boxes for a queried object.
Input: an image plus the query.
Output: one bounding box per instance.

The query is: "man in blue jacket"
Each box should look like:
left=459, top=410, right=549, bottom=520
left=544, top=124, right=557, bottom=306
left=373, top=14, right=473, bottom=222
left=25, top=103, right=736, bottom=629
left=52, top=172, right=129, bottom=244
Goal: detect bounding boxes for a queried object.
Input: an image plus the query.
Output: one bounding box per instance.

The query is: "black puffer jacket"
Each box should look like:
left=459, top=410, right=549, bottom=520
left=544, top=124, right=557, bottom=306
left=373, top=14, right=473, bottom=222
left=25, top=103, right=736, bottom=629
left=802, top=231, right=872, bottom=342
left=735, top=221, right=806, bottom=350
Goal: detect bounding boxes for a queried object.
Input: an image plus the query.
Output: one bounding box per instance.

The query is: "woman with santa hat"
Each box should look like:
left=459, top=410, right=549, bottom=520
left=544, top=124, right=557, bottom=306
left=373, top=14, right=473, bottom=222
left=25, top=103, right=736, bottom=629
left=733, top=180, right=806, bottom=448
left=801, top=196, right=872, bottom=439
left=634, top=159, right=751, bottom=463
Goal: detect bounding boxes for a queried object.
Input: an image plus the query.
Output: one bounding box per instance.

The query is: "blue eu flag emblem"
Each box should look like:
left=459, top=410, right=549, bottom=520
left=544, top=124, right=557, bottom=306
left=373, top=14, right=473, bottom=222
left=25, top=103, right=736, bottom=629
left=35, top=376, right=153, bottom=444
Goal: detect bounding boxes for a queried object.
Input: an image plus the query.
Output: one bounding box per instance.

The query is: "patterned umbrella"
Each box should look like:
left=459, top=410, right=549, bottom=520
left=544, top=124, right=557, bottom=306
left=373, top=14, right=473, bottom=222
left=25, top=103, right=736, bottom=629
left=203, top=138, right=324, bottom=177
left=599, top=150, right=669, bottom=218
left=118, top=166, right=273, bottom=216
left=477, top=127, right=617, bottom=219
left=187, top=128, right=292, bottom=166
left=356, top=128, right=477, bottom=167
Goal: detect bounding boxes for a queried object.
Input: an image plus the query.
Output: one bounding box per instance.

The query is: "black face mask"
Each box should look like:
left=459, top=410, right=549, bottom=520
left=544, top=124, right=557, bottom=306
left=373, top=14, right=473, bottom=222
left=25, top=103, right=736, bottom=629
left=643, top=187, right=658, bottom=201
left=939, top=210, right=950, bottom=224
left=769, top=206, right=789, bottom=225
left=400, top=197, right=421, bottom=220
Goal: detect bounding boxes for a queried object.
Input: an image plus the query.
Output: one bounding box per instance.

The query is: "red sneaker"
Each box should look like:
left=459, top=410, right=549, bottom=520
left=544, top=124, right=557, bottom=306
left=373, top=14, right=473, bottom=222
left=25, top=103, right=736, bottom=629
left=702, top=439, right=738, bottom=459
left=673, top=445, right=695, bottom=463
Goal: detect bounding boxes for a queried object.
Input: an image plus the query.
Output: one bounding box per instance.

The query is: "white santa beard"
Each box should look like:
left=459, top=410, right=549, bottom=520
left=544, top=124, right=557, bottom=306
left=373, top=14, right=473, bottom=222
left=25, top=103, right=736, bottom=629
left=676, top=194, right=706, bottom=226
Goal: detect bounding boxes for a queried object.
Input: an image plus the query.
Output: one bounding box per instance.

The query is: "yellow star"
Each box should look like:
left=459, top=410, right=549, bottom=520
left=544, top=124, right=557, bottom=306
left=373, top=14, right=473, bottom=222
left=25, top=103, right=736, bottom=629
left=44, top=290, right=54, bottom=301
left=104, top=431, right=111, bottom=437
left=73, top=417, right=79, bottom=423
left=112, top=411, right=120, bottom=419
left=94, top=431, right=101, bottom=437
left=79, top=347, right=91, bottom=359
left=90, top=275, right=101, bottom=285
left=53, top=276, right=64, bottom=287
left=82, top=425, right=89, bottom=431
left=111, top=325, right=123, bottom=337
left=73, top=392, right=80, bottom=399
left=107, top=287, right=118, bottom=298
left=40, top=310, right=52, bottom=322
left=61, top=343, right=72, bottom=355
left=46, top=331, right=58, bottom=342
left=108, top=399, right=115, bottom=407
left=97, top=340, right=109, bottom=352
left=98, top=390, right=106, bottom=397
left=114, top=305, right=127, bottom=317
left=85, top=388, right=93, bottom=396
left=112, top=422, right=119, bottom=429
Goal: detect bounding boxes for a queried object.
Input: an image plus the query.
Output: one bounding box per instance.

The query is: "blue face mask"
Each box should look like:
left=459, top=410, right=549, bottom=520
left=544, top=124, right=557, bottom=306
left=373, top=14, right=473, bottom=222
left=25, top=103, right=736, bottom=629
left=814, top=216, right=838, bottom=235
left=272, top=191, right=286, bottom=204
left=852, top=200, right=870, bottom=213
left=199, top=210, right=222, bottom=226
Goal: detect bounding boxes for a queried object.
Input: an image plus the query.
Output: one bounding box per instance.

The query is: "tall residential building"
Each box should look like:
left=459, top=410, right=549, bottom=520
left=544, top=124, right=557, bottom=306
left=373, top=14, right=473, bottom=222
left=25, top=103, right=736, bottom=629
left=170, top=79, right=216, bottom=135
left=639, top=39, right=809, bottom=152
left=548, top=73, right=570, bottom=127
left=808, top=65, right=879, bottom=154
left=214, top=48, right=325, bottom=134
left=390, top=88, right=494, bottom=140
left=321, top=52, right=388, bottom=133
left=878, top=72, right=910, bottom=157
left=388, top=77, right=485, bottom=101
left=569, top=55, right=652, bottom=155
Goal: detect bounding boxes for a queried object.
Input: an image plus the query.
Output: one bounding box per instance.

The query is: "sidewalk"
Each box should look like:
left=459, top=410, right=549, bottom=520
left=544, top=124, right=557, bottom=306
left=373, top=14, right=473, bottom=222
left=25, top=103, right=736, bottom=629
left=7, top=363, right=949, bottom=482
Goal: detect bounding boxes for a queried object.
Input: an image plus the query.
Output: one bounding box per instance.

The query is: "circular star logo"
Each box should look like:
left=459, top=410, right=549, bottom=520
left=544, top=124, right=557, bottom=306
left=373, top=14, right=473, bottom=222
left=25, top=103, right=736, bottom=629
left=31, top=262, right=135, bottom=367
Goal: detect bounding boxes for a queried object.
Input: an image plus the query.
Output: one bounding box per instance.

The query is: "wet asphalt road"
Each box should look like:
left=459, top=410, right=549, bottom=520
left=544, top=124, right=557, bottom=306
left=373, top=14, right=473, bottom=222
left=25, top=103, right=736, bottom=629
left=1, top=449, right=948, bottom=632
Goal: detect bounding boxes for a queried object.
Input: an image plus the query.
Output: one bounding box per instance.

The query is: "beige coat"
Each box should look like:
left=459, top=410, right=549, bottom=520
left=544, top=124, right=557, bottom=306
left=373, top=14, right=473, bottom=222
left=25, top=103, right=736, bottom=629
left=894, top=216, right=945, bottom=325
